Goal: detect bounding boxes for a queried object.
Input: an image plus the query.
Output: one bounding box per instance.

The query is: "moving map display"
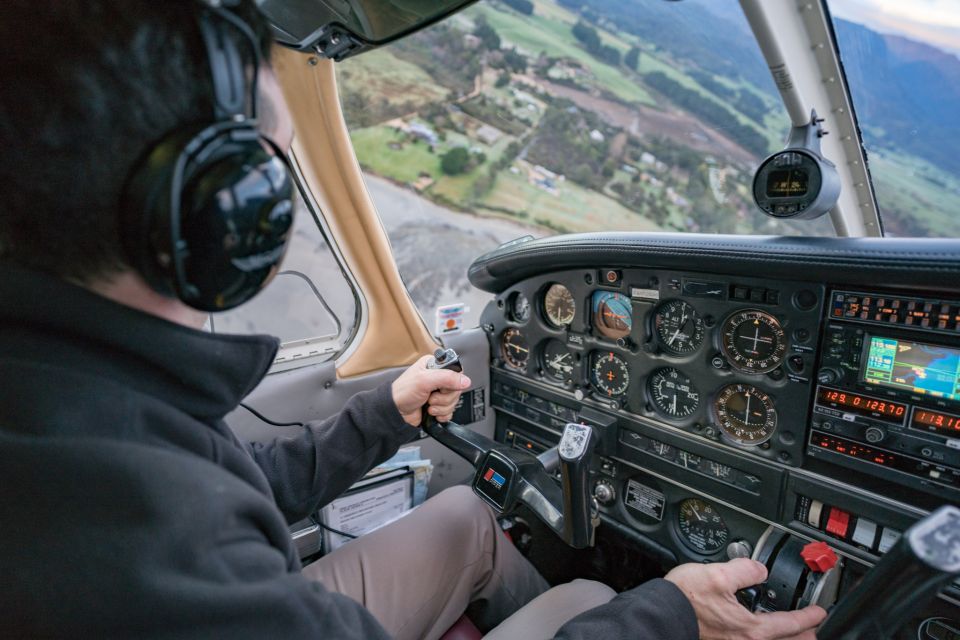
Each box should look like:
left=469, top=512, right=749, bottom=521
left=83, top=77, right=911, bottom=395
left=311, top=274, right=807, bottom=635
left=863, top=336, right=960, bottom=401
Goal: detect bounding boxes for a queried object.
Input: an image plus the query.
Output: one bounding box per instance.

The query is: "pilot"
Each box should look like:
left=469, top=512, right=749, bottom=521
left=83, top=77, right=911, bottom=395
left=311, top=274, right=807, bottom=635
left=0, top=2, right=826, bottom=639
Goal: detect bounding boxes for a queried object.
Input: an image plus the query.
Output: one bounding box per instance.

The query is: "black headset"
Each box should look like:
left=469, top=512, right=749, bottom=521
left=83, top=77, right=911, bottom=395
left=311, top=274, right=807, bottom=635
left=121, top=0, right=295, bottom=312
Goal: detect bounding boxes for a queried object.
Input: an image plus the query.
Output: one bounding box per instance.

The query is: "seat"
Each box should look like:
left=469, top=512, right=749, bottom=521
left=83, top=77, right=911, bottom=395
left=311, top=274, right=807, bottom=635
left=440, top=614, right=483, bottom=640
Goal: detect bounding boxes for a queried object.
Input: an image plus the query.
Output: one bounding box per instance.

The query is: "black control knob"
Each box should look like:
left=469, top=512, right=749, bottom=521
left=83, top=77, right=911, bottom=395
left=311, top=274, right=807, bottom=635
left=817, top=368, right=841, bottom=385
left=865, top=427, right=886, bottom=444
left=593, top=479, right=615, bottom=505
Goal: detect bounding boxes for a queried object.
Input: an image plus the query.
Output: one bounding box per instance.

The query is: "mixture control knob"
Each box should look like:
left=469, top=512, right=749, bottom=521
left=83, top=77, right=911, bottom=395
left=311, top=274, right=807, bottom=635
left=593, top=479, right=615, bottom=505
left=865, top=427, right=886, bottom=443
left=817, top=368, right=841, bottom=385
left=726, top=539, right=753, bottom=560
left=801, top=540, right=838, bottom=573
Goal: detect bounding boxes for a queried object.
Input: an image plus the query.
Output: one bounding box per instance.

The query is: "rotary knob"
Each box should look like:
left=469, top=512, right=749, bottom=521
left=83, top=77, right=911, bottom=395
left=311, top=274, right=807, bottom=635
left=864, top=427, right=886, bottom=443
left=726, top=539, right=753, bottom=560
left=593, top=479, right=615, bottom=505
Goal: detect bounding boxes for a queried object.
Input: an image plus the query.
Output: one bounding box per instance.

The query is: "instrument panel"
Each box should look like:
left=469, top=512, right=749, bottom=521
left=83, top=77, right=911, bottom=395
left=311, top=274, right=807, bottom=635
left=473, top=236, right=960, bottom=635
left=485, top=268, right=824, bottom=466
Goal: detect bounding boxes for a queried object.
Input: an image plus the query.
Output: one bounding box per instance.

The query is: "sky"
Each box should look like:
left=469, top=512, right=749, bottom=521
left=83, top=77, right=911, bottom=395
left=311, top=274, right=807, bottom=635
left=828, top=0, right=960, bottom=57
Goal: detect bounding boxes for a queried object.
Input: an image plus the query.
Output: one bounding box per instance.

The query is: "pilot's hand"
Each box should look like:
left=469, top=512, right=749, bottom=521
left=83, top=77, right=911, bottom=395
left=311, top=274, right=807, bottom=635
left=392, top=355, right=472, bottom=427
left=665, top=558, right=827, bottom=640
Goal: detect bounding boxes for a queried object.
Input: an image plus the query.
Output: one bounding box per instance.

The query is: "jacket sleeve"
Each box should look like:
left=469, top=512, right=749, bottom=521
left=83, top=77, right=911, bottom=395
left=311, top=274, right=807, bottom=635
left=244, top=382, right=420, bottom=523
left=553, top=578, right=699, bottom=640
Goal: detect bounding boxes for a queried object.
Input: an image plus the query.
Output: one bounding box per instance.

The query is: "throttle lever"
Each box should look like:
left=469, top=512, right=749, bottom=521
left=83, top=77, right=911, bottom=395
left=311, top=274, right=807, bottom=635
left=817, top=505, right=960, bottom=640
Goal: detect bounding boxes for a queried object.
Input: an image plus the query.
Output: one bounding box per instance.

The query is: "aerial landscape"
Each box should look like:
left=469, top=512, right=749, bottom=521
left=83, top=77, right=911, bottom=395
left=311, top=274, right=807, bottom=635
left=336, top=0, right=960, bottom=238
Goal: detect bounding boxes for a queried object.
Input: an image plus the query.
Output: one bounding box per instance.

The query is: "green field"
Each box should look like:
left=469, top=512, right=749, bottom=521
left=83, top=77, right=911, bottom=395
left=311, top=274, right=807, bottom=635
left=480, top=168, right=663, bottom=233
left=869, top=151, right=960, bottom=237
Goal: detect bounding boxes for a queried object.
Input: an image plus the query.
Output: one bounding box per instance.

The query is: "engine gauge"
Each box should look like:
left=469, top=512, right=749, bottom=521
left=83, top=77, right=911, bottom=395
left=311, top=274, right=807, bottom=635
left=720, top=309, right=787, bottom=373
left=648, top=368, right=700, bottom=420
left=500, top=327, right=530, bottom=370
left=541, top=339, right=574, bottom=382
left=590, top=351, right=630, bottom=397
left=543, top=283, right=576, bottom=328
left=714, top=383, right=777, bottom=445
left=508, top=292, right=531, bottom=323
left=654, top=300, right=705, bottom=355
left=677, top=498, right=729, bottom=554
left=592, top=291, right=632, bottom=340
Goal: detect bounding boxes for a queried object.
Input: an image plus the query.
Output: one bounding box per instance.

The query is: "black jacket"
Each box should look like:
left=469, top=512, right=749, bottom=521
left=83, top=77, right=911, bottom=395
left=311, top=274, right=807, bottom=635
left=0, top=267, right=697, bottom=639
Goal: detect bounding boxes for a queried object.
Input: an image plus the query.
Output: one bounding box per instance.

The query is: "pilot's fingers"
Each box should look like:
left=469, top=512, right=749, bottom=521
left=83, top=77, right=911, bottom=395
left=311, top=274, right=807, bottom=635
left=419, top=367, right=471, bottom=395
left=428, top=388, right=463, bottom=406
left=428, top=400, right=459, bottom=417
left=716, top=557, right=769, bottom=591
left=754, top=606, right=827, bottom=639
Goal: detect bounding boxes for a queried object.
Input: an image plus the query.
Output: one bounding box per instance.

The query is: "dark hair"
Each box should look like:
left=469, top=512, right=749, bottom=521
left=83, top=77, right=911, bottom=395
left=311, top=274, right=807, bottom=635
left=0, top=1, right=274, bottom=283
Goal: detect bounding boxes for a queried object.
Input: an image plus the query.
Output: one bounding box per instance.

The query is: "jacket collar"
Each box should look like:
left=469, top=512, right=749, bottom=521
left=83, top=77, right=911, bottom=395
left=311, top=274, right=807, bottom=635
left=0, top=266, right=278, bottom=420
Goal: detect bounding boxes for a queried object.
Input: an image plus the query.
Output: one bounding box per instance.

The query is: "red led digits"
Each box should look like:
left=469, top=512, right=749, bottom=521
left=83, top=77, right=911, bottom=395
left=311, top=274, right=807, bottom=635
left=817, top=388, right=906, bottom=420
left=911, top=409, right=960, bottom=435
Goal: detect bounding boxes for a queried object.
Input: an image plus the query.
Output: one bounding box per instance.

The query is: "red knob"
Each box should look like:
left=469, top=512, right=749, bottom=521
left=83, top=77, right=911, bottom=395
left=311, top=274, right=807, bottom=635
left=801, top=540, right=838, bottom=573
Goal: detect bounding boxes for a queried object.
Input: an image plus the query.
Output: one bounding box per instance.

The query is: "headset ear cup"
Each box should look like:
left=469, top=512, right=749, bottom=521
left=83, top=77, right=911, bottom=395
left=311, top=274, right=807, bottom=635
left=120, top=129, right=201, bottom=297
left=175, top=129, right=295, bottom=311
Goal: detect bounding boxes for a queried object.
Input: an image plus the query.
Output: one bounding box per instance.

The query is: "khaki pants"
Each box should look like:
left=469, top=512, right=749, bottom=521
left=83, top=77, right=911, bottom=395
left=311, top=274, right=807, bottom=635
left=303, top=486, right=615, bottom=640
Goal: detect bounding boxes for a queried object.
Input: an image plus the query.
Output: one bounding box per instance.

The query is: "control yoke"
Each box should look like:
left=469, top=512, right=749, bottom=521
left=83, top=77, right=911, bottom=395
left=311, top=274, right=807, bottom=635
left=422, top=348, right=600, bottom=549
left=817, top=505, right=960, bottom=640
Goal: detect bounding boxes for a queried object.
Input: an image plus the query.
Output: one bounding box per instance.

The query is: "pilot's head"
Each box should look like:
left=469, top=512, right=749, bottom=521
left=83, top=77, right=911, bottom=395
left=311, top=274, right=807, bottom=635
left=0, top=1, right=295, bottom=325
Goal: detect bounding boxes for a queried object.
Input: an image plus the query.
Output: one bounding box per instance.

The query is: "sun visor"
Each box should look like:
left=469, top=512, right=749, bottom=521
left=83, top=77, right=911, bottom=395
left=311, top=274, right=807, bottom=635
left=256, top=0, right=479, bottom=60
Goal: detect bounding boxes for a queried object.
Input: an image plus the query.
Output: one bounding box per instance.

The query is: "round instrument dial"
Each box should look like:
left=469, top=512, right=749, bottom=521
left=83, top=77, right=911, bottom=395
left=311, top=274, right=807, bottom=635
left=720, top=309, right=787, bottom=373
left=500, top=328, right=530, bottom=370
left=648, top=368, right=700, bottom=420
left=592, top=291, right=632, bottom=340
left=654, top=300, right=705, bottom=355
left=590, top=351, right=630, bottom=397
left=543, top=284, right=576, bottom=328
left=677, top=498, right=729, bottom=554
left=541, top=339, right=574, bottom=382
left=509, top=292, right=531, bottom=323
left=714, top=384, right=777, bottom=445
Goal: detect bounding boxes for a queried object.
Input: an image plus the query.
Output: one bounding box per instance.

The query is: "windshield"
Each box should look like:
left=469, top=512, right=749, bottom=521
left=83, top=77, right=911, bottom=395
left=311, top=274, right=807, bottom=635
left=337, top=0, right=836, bottom=239
left=827, top=0, right=960, bottom=237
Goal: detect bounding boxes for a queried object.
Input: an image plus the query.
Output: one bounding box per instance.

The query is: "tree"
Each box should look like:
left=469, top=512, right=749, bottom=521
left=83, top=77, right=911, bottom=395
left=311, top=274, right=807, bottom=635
left=572, top=20, right=601, bottom=54
left=441, top=147, right=471, bottom=175
left=501, top=48, right=528, bottom=74
left=495, top=72, right=511, bottom=88
left=473, top=17, right=501, bottom=51
left=625, top=46, right=640, bottom=71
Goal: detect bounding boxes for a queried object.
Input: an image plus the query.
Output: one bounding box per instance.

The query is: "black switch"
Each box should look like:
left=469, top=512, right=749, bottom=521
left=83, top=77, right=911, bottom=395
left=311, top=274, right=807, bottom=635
left=766, top=290, right=780, bottom=305
left=750, top=288, right=766, bottom=303
left=788, top=355, right=805, bottom=373
left=733, top=286, right=749, bottom=300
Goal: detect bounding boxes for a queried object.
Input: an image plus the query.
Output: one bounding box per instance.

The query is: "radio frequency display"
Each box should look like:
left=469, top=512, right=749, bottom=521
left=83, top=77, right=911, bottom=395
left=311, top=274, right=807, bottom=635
left=863, top=336, right=960, bottom=401
left=912, top=408, right=960, bottom=436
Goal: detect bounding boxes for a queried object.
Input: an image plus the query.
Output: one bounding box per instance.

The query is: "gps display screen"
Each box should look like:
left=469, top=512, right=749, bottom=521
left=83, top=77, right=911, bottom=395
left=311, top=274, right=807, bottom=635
left=863, top=335, right=960, bottom=401
left=766, top=168, right=808, bottom=197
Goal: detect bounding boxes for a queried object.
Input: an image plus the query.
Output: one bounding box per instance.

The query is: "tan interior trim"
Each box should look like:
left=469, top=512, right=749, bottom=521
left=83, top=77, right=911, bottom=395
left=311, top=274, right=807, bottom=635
left=272, top=48, right=437, bottom=377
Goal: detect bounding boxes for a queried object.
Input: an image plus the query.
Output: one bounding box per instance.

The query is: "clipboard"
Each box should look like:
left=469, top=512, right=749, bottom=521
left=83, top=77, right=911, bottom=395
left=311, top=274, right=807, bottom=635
left=318, top=467, right=415, bottom=552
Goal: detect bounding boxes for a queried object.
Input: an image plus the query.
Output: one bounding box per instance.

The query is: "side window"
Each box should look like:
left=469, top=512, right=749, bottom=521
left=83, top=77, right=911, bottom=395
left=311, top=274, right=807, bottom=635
left=212, top=190, right=359, bottom=369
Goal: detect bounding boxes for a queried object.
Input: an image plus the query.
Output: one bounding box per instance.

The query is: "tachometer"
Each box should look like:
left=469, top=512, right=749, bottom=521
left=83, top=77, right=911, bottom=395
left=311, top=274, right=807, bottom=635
left=654, top=300, right=705, bottom=355
left=541, top=339, right=574, bottom=382
left=500, top=328, right=530, bottom=370
left=720, top=309, right=786, bottom=373
left=544, top=283, right=576, bottom=328
left=590, top=351, right=630, bottom=397
left=592, top=291, right=632, bottom=340
left=677, top=498, right=729, bottom=554
left=714, top=384, right=777, bottom=445
left=648, top=368, right=700, bottom=420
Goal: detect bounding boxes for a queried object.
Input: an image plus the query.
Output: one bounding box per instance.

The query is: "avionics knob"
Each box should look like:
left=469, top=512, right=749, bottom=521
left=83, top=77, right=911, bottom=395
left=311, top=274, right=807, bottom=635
left=726, top=539, right=753, bottom=560
left=865, top=427, right=886, bottom=444
left=593, top=480, right=615, bottom=505
left=817, top=368, right=841, bottom=385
